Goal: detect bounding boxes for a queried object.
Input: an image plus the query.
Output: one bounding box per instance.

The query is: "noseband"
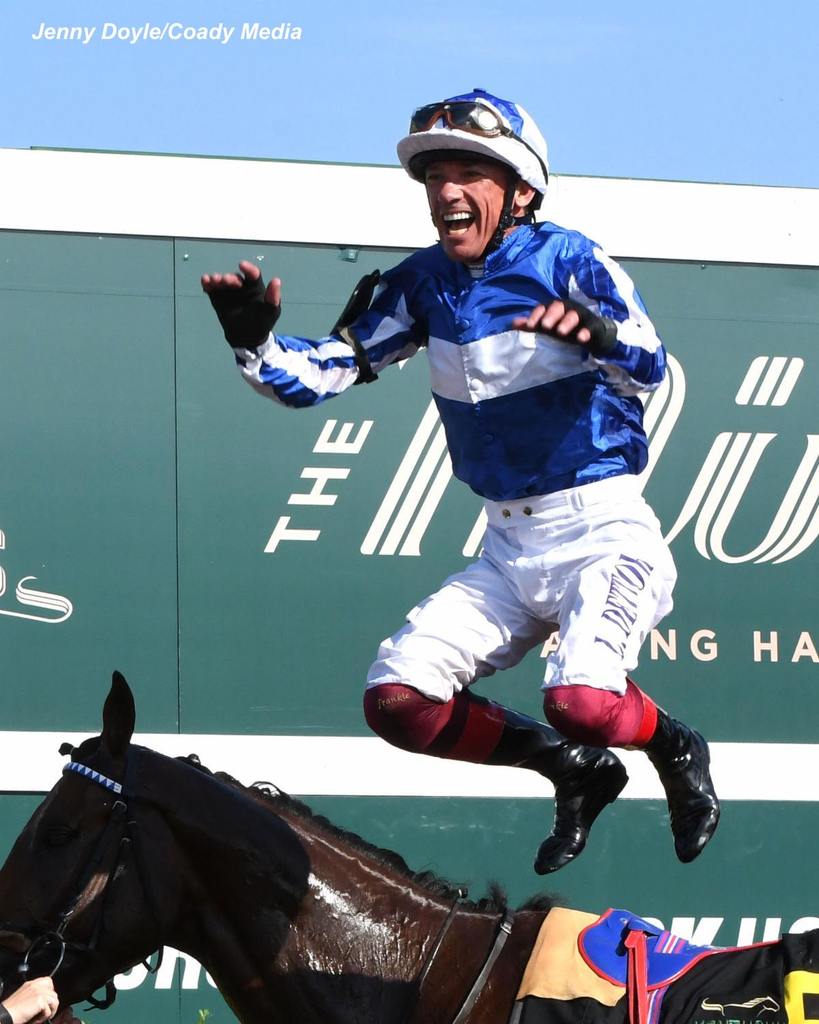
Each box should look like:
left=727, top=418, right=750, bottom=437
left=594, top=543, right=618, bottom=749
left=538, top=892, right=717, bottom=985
left=14, top=750, right=163, bottom=1010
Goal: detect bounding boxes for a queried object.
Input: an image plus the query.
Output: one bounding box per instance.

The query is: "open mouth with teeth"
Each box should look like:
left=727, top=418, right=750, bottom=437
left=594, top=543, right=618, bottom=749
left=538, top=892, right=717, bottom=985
left=442, top=211, right=476, bottom=234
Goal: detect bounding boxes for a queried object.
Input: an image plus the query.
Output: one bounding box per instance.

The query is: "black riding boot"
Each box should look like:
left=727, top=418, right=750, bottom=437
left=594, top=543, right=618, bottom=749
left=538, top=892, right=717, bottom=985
left=644, top=709, right=720, bottom=863
left=485, top=705, right=628, bottom=875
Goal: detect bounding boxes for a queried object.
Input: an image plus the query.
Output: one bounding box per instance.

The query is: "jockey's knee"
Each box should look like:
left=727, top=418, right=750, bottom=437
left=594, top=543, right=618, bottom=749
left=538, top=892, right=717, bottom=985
left=543, top=681, right=651, bottom=748
left=363, top=683, right=453, bottom=754
left=364, top=684, right=507, bottom=762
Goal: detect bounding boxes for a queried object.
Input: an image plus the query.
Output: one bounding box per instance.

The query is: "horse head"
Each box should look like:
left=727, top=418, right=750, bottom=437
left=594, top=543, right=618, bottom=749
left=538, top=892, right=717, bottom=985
left=0, top=673, right=547, bottom=1023
left=0, top=672, right=170, bottom=1005
left=0, top=672, right=323, bottom=1018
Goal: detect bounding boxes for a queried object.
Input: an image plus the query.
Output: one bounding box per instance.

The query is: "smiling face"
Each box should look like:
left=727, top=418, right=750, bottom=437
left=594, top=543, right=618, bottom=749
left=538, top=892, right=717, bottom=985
left=424, top=156, right=535, bottom=263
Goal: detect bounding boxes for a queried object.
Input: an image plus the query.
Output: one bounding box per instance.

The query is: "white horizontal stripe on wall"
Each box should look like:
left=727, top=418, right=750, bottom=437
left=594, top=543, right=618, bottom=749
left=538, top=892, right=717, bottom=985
left=0, top=733, right=816, bottom=801
left=1, top=148, right=818, bottom=267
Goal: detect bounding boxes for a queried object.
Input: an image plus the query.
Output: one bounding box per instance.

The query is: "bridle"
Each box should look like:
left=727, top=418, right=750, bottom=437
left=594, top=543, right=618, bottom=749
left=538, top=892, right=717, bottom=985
left=13, top=748, right=164, bottom=1010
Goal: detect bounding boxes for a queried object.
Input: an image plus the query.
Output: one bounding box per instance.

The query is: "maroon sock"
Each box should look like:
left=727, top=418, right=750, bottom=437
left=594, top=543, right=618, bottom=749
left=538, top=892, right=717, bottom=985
left=544, top=678, right=658, bottom=748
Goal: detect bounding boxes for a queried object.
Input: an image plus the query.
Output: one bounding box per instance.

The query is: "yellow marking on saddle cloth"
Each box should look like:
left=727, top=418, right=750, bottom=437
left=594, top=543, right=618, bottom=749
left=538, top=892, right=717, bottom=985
left=785, top=970, right=819, bottom=1024
left=516, top=907, right=625, bottom=1004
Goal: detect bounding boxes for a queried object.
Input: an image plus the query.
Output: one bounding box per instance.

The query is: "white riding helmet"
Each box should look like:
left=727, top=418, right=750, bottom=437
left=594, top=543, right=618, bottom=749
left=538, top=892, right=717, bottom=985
left=397, top=87, right=549, bottom=207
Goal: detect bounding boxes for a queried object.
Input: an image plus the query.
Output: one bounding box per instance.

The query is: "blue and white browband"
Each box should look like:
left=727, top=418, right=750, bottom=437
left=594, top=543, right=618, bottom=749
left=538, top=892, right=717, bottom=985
left=63, top=761, right=123, bottom=795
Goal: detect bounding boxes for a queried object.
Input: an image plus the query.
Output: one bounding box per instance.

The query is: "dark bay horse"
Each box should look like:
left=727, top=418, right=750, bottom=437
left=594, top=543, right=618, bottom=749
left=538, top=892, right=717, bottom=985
left=0, top=673, right=554, bottom=1023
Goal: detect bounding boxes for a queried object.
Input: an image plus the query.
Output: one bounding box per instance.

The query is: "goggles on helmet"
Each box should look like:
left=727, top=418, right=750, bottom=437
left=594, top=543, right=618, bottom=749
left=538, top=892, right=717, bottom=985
left=408, top=100, right=548, bottom=184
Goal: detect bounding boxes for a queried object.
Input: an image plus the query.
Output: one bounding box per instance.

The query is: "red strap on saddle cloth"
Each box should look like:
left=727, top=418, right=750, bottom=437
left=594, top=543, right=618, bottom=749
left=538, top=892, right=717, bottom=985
left=625, top=930, right=649, bottom=1024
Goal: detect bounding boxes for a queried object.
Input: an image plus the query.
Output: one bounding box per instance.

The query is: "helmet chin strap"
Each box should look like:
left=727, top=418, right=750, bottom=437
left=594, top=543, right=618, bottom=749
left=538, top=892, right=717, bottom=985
left=482, top=179, right=533, bottom=260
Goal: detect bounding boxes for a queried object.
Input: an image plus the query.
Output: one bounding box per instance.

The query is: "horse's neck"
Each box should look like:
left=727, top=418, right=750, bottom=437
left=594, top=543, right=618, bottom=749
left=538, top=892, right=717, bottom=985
left=288, top=820, right=444, bottom=974
left=137, top=754, right=317, bottom=1015
left=178, top=826, right=453, bottom=1023
left=269, top=826, right=513, bottom=1024
left=139, top=754, right=451, bottom=1022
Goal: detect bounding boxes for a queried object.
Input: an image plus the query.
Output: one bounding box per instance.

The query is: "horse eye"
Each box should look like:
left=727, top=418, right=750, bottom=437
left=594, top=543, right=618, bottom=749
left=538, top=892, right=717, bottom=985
left=43, top=825, right=77, bottom=848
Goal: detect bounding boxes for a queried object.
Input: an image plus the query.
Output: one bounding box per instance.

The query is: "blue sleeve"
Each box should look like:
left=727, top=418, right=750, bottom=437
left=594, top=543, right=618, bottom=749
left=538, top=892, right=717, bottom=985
left=567, top=244, right=667, bottom=395
left=232, top=263, right=426, bottom=409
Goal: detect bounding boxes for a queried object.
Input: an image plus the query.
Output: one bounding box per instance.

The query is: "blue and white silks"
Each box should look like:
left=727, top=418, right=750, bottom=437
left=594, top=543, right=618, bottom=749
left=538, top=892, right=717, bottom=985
left=235, top=222, right=666, bottom=502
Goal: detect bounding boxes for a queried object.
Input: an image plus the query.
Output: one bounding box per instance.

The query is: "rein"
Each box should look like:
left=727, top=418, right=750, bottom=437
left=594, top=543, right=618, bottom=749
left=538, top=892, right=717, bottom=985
left=16, top=751, right=164, bottom=1010
left=403, top=887, right=467, bottom=1024
left=451, top=908, right=515, bottom=1023
left=404, top=888, right=516, bottom=1024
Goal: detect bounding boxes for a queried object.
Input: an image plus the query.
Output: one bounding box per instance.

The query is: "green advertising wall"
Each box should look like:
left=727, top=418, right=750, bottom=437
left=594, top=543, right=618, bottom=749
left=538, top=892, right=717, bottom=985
left=1, top=229, right=817, bottom=1022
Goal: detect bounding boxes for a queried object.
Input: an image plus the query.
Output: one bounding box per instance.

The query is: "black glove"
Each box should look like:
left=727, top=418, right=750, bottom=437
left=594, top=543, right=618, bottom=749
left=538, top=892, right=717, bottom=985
left=557, top=297, right=619, bottom=357
left=207, top=271, right=281, bottom=349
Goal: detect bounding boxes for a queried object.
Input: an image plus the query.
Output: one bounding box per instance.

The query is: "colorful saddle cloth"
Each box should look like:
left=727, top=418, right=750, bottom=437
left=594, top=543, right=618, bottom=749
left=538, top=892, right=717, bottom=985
left=581, top=908, right=725, bottom=1024
left=514, top=907, right=819, bottom=1024
left=580, top=907, right=722, bottom=989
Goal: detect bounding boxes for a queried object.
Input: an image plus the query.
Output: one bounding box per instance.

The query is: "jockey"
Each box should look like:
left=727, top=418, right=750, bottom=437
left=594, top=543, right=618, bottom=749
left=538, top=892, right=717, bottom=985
left=202, top=88, right=720, bottom=873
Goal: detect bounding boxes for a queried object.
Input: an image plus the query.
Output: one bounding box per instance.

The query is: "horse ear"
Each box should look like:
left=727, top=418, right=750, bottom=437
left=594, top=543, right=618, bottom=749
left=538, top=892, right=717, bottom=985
left=101, top=670, right=136, bottom=758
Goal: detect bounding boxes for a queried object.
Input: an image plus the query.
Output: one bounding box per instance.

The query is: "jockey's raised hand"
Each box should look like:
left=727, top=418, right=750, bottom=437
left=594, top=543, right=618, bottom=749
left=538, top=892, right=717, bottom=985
left=512, top=298, right=619, bottom=356
left=201, top=260, right=282, bottom=348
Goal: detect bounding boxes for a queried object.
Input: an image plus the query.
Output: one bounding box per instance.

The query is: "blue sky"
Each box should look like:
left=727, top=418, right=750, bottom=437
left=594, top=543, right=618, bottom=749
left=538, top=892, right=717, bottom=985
left=2, top=0, right=818, bottom=188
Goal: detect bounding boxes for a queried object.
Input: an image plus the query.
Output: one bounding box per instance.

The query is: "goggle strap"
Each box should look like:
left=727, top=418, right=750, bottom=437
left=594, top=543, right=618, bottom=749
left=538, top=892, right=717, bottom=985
left=409, top=101, right=548, bottom=185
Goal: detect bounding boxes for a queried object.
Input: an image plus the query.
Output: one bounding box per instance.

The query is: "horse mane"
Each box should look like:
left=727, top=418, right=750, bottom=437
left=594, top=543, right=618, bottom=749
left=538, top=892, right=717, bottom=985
left=177, top=753, right=558, bottom=917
